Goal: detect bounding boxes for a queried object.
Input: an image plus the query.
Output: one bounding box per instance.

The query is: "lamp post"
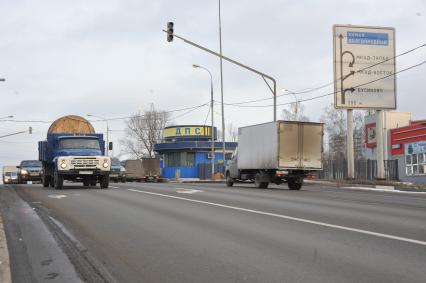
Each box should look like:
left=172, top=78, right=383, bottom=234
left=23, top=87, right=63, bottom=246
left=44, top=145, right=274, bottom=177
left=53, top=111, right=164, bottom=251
left=282, top=88, right=299, bottom=121
left=0, top=78, right=5, bottom=82
left=193, top=64, right=215, bottom=180
left=87, top=114, right=110, bottom=156
left=218, top=0, right=226, bottom=171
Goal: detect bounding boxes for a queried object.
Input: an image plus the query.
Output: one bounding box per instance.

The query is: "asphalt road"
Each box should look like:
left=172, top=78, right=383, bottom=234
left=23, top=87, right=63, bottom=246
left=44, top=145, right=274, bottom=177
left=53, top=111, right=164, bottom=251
left=1, top=182, right=426, bottom=283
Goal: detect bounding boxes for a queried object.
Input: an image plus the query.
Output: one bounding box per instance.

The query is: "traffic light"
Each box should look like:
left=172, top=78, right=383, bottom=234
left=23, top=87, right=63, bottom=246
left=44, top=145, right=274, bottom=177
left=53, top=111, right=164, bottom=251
left=167, top=22, right=174, bottom=42
left=29, top=126, right=32, bottom=134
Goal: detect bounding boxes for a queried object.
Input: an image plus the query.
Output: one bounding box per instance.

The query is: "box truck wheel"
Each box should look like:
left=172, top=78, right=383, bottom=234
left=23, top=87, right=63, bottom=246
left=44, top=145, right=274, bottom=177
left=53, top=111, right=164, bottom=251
left=100, top=175, right=109, bottom=189
left=54, top=171, right=63, bottom=190
left=90, top=178, right=97, bottom=186
left=226, top=172, right=234, bottom=187
left=254, top=173, right=269, bottom=189
left=288, top=178, right=303, bottom=190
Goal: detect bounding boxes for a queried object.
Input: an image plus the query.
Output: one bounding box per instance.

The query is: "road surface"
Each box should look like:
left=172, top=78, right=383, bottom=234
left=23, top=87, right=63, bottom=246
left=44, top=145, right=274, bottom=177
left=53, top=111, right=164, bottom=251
left=1, top=182, right=425, bottom=282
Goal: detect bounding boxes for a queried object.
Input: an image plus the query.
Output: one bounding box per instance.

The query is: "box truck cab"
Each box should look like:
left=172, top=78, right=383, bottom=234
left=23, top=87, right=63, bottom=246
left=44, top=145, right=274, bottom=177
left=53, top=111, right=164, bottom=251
left=225, top=121, right=323, bottom=190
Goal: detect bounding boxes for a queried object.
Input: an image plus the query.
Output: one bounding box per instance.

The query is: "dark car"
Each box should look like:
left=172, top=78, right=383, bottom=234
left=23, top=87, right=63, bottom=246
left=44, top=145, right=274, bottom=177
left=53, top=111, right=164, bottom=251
left=17, top=160, right=42, bottom=184
left=109, top=158, right=126, bottom=183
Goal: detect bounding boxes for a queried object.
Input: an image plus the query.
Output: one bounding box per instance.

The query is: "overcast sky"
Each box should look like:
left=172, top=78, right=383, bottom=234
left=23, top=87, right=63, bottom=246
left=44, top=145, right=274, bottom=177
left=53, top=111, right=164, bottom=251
left=0, top=0, right=425, bottom=168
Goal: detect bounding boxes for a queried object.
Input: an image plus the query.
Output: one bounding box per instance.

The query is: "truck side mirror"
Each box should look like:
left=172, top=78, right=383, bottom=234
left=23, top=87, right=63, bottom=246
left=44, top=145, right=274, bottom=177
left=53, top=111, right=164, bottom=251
left=108, top=142, right=113, bottom=151
left=16, top=166, right=21, bottom=169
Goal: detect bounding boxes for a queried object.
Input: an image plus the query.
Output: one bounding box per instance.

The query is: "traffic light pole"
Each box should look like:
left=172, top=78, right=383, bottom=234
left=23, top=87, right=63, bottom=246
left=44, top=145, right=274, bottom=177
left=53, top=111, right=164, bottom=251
left=164, top=30, right=277, bottom=121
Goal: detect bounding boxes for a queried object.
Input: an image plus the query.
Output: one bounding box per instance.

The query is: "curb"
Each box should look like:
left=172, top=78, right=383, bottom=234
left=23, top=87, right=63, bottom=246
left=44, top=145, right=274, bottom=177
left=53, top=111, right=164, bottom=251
left=305, top=180, right=426, bottom=193
left=0, top=210, right=11, bottom=283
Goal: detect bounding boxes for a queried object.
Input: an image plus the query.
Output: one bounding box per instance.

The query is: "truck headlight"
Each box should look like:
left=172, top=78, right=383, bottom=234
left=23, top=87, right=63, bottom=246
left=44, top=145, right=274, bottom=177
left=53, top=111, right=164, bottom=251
left=102, top=159, right=109, bottom=168
left=21, top=169, right=28, bottom=175
left=60, top=159, right=67, bottom=169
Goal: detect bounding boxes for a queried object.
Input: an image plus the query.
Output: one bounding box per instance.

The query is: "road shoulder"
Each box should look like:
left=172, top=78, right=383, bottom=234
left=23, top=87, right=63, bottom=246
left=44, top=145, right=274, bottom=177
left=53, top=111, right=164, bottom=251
left=0, top=200, right=11, bottom=283
left=0, top=185, right=83, bottom=282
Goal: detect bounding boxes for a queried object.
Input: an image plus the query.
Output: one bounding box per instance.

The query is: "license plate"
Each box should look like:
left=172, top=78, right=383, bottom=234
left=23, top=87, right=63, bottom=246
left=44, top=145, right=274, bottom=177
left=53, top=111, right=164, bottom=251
left=79, top=171, right=93, bottom=175
left=30, top=173, right=39, bottom=176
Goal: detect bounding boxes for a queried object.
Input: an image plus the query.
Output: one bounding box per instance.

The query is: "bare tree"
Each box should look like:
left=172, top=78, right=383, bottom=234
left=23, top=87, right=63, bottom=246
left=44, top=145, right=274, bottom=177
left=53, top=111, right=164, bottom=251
left=320, top=103, right=366, bottom=160
left=281, top=102, right=310, bottom=121
left=227, top=122, right=238, bottom=142
left=122, top=104, right=170, bottom=158
left=320, top=104, right=346, bottom=159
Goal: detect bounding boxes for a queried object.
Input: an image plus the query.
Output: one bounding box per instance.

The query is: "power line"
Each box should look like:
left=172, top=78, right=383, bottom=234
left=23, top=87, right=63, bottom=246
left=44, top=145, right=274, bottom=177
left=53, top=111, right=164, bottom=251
left=224, top=42, right=426, bottom=105
left=220, top=60, right=426, bottom=108
left=0, top=102, right=210, bottom=124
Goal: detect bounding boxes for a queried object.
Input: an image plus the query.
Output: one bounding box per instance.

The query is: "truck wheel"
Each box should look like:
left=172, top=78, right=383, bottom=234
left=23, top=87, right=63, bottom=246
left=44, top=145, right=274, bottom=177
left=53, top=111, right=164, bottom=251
left=288, top=179, right=303, bottom=190
left=49, top=177, right=55, bottom=188
left=83, top=179, right=90, bottom=187
left=90, top=178, right=97, bottom=186
left=54, top=171, right=63, bottom=190
left=100, top=175, right=109, bottom=189
left=121, top=178, right=126, bottom=183
left=226, top=172, right=234, bottom=187
left=254, top=173, right=268, bottom=189
left=42, top=174, right=50, bottom=188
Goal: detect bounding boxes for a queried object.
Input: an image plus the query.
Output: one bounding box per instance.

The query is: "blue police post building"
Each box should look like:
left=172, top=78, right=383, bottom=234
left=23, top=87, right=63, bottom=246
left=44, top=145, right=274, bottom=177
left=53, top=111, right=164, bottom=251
left=154, top=125, right=238, bottom=180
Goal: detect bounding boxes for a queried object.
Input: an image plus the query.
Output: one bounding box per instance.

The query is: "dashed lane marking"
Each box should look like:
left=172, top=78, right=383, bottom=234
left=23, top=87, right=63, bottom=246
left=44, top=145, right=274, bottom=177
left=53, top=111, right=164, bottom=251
left=48, top=195, right=67, bottom=199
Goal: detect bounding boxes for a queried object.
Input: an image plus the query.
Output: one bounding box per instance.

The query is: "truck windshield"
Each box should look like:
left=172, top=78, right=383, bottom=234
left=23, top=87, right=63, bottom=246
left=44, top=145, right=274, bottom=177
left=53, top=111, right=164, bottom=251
left=21, top=160, right=42, bottom=167
left=59, top=138, right=100, bottom=150
left=111, top=158, right=121, bottom=166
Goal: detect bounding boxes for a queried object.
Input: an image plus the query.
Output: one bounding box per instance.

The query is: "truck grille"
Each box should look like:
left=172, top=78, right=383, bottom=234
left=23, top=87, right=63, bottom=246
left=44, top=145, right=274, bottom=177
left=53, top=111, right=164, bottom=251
left=71, top=158, right=99, bottom=168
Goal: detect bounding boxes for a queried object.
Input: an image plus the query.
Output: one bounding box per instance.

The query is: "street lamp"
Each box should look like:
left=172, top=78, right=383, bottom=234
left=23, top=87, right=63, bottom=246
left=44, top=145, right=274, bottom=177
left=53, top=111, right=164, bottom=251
left=0, top=78, right=5, bottom=82
left=87, top=114, right=110, bottom=156
left=281, top=88, right=299, bottom=121
left=193, top=64, right=215, bottom=180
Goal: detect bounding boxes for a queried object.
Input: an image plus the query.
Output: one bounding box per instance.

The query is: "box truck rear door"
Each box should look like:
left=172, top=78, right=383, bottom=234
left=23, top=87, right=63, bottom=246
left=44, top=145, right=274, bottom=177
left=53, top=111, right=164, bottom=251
left=279, top=122, right=300, bottom=168
left=301, top=124, right=323, bottom=169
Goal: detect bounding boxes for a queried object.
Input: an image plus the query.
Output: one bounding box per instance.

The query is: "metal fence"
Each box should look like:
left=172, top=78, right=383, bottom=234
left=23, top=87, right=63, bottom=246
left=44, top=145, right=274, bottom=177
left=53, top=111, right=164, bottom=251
left=198, top=163, right=225, bottom=180
left=317, top=159, right=399, bottom=181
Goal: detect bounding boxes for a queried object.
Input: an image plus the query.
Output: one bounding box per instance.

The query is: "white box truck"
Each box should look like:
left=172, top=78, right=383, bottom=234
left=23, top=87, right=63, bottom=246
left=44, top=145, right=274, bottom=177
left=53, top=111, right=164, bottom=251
left=225, top=121, right=323, bottom=190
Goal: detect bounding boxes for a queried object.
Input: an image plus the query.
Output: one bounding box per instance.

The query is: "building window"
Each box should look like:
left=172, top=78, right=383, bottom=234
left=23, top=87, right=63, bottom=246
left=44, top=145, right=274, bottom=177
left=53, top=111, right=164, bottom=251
left=405, top=153, right=426, bottom=176
left=164, top=152, right=195, bottom=167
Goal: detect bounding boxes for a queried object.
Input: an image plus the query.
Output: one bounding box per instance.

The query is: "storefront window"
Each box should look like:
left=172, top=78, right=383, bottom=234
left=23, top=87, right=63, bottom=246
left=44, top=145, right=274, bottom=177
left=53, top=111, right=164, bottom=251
left=164, top=152, right=195, bottom=167
left=405, top=153, right=426, bottom=176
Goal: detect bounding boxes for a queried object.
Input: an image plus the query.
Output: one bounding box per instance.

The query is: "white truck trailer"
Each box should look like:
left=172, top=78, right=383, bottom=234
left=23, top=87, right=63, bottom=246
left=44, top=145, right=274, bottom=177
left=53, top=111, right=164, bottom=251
left=225, top=121, right=323, bottom=190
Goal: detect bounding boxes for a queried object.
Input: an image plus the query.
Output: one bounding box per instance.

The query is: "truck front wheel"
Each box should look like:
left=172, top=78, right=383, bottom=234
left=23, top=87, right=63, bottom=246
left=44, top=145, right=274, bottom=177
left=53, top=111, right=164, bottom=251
left=226, top=172, right=234, bottom=187
left=42, top=173, right=50, bottom=188
left=54, top=171, right=63, bottom=190
left=288, top=178, right=303, bottom=190
left=100, top=175, right=109, bottom=189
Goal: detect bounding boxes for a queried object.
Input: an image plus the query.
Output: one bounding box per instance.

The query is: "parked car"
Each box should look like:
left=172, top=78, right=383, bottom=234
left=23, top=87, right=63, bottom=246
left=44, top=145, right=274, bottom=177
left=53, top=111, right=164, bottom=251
left=17, top=160, right=42, bottom=184
left=110, top=158, right=126, bottom=183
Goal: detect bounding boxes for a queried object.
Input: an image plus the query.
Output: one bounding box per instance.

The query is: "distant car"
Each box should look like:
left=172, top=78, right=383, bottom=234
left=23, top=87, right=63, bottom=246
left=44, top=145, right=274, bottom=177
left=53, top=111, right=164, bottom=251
left=3, top=171, right=18, bottom=184
left=17, top=160, right=42, bottom=184
left=109, top=158, right=126, bottom=183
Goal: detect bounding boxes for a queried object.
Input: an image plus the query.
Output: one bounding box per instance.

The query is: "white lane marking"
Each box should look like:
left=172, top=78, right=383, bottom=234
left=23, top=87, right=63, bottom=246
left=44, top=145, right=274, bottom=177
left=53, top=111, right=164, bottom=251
left=176, top=189, right=203, bottom=194
left=344, top=186, right=426, bottom=194
left=127, top=188, right=426, bottom=246
left=48, top=195, right=67, bottom=199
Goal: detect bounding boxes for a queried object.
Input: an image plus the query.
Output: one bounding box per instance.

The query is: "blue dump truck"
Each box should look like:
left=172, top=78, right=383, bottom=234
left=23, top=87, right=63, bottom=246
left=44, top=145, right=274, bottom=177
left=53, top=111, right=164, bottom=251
left=39, top=115, right=111, bottom=190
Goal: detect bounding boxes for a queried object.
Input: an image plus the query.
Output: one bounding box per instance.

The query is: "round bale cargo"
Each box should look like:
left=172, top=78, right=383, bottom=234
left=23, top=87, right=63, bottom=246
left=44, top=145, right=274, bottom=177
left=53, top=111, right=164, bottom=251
left=48, top=115, right=95, bottom=134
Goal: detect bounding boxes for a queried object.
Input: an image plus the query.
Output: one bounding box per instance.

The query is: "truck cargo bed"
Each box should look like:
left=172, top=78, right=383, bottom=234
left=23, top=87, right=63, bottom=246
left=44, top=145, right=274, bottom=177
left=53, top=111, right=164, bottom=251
left=237, top=121, right=323, bottom=170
